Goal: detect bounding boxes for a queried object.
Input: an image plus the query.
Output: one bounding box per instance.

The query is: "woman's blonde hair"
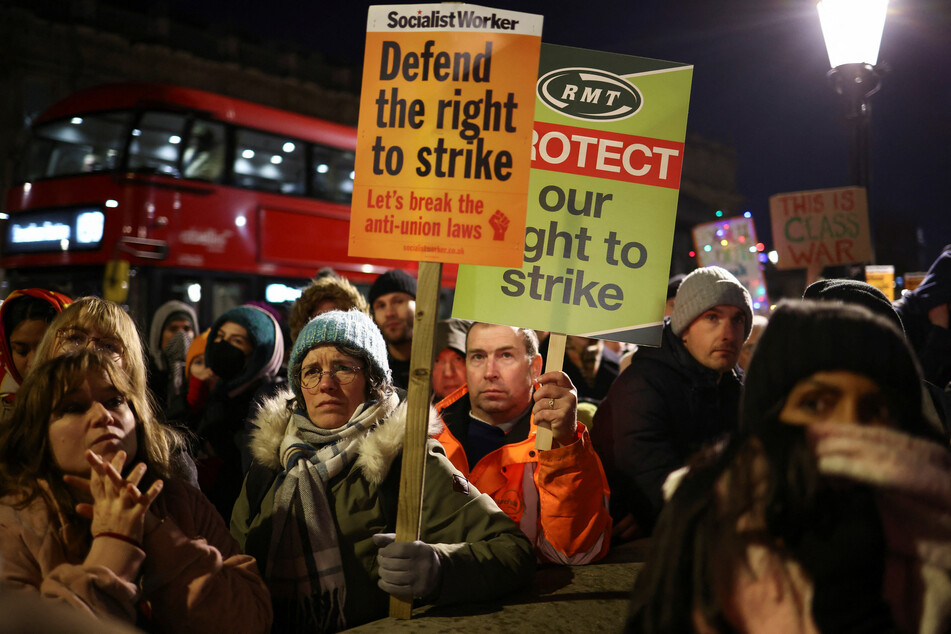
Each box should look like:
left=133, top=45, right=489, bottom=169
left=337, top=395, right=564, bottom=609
left=33, top=297, right=151, bottom=413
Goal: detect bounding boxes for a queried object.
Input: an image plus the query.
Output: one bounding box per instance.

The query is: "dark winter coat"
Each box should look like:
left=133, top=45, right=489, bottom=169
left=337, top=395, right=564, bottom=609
left=591, top=319, right=742, bottom=533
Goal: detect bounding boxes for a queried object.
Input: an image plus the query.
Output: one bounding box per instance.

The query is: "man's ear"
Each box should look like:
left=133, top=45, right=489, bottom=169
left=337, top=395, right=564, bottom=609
left=530, top=353, right=543, bottom=380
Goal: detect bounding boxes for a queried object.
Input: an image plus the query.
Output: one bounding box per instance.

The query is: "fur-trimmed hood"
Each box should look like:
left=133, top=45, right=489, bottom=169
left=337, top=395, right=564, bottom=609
left=249, top=387, right=445, bottom=486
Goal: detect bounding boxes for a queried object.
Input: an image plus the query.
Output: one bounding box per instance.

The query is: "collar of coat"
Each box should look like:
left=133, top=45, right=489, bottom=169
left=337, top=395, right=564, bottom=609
left=248, top=388, right=445, bottom=486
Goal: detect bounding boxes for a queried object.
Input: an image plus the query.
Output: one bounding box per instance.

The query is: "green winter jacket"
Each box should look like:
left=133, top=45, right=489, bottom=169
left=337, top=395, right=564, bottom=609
left=230, top=389, right=535, bottom=631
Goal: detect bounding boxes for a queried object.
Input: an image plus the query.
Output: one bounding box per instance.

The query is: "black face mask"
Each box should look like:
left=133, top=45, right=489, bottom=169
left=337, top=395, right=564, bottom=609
left=206, top=339, right=248, bottom=381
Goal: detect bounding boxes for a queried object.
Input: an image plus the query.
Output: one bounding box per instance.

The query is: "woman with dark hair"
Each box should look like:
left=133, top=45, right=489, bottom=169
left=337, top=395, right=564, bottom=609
left=627, top=300, right=951, bottom=634
left=0, top=288, right=71, bottom=419
left=0, top=350, right=272, bottom=631
left=232, top=310, right=534, bottom=632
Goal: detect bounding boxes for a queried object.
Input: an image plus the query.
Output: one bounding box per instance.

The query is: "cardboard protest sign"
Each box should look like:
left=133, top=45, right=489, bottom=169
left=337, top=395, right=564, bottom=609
left=692, top=215, right=770, bottom=311
left=453, top=44, right=693, bottom=345
left=768, top=186, right=872, bottom=270
left=350, top=4, right=543, bottom=267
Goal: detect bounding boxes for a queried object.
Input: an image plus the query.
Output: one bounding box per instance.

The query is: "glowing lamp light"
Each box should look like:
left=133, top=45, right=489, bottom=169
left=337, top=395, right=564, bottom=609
left=242, top=149, right=255, bottom=159
left=715, top=210, right=723, bottom=217
left=316, top=163, right=329, bottom=174
left=768, top=250, right=779, bottom=264
left=753, top=302, right=762, bottom=310
left=720, top=239, right=728, bottom=246
left=105, top=199, right=118, bottom=208
left=235, top=215, right=247, bottom=228
left=689, top=250, right=696, bottom=257
left=758, top=253, right=768, bottom=263
left=756, top=242, right=765, bottom=251
left=738, top=235, right=746, bottom=243
left=704, top=245, right=712, bottom=252
left=283, top=142, right=296, bottom=153
left=71, top=117, right=83, bottom=125
left=270, top=155, right=283, bottom=165
left=744, top=211, right=752, bottom=218
left=818, top=0, right=889, bottom=68
left=187, top=284, right=202, bottom=303
left=749, top=246, right=757, bottom=253
left=716, top=229, right=724, bottom=237
left=169, top=135, right=181, bottom=145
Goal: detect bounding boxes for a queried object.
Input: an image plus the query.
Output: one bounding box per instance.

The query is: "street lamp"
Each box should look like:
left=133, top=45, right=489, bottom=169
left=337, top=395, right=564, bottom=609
left=817, top=0, right=888, bottom=190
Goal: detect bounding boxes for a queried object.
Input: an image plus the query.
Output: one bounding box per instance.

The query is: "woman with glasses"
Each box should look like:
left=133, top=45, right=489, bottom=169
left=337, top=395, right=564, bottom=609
left=231, top=310, right=534, bottom=632
left=32, top=297, right=197, bottom=487
left=0, top=350, right=272, bottom=631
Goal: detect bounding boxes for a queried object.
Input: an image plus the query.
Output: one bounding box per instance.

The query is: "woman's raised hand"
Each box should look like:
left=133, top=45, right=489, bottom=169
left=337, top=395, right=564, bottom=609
left=64, top=449, right=163, bottom=544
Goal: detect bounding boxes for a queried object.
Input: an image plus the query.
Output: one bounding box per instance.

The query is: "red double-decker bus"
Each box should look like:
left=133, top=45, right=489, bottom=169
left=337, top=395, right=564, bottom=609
left=1, top=82, right=456, bottom=326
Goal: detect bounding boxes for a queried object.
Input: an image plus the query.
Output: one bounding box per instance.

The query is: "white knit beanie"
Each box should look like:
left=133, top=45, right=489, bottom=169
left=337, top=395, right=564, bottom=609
left=669, top=266, right=753, bottom=339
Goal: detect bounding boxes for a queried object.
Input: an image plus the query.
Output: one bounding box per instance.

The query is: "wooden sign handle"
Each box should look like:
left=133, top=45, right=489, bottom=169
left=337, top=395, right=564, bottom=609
left=536, top=332, right=566, bottom=451
left=389, top=261, right=441, bottom=619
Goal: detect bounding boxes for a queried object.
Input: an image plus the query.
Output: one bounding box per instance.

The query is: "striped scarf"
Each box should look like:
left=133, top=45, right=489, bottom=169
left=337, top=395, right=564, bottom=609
left=266, top=392, right=398, bottom=631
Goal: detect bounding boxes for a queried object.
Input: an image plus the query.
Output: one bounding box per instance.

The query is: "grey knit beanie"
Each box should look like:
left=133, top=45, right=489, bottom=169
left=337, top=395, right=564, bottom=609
left=288, top=309, right=391, bottom=402
left=669, top=266, right=753, bottom=339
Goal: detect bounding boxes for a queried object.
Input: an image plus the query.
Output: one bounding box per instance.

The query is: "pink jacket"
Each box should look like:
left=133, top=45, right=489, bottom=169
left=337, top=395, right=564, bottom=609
left=0, top=478, right=272, bottom=633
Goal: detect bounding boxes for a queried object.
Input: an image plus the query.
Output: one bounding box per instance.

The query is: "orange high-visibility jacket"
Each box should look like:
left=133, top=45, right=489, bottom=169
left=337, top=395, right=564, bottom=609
left=434, top=386, right=612, bottom=564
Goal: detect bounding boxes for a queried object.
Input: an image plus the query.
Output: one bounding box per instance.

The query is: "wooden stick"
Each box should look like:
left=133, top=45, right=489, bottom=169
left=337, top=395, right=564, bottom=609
left=389, top=261, right=441, bottom=619
left=536, top=332, right=566, bottom=451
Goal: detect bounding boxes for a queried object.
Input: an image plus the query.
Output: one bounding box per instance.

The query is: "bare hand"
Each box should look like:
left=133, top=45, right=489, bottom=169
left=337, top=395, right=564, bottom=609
left=928, top=303, right=949, bottom=330
left=532, top=371, right=578, bottom=447
left=64, top=450, right=163, bottom=544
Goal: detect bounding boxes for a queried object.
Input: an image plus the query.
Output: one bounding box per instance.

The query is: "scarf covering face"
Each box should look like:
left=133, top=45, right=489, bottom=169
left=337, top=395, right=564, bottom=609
left=266, top=391, right=399, bottom=631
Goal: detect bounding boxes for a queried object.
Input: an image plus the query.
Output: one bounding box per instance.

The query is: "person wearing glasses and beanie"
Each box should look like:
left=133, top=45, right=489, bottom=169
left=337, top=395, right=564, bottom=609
left=231, top=310, right=534, bottom=632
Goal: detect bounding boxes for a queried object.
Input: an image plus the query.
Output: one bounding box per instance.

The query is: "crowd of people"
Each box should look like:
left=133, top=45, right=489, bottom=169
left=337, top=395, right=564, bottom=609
left=0, top=244, right=948, bottom=632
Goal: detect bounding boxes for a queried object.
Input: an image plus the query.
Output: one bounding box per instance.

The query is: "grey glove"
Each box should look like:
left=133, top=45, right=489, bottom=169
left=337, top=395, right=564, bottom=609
left=373, top=532, right=441, bottom=599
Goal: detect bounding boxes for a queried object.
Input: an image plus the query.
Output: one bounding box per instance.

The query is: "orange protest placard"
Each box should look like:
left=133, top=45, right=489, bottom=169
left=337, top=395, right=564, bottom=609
left=349, top=5, right=542, bottom=267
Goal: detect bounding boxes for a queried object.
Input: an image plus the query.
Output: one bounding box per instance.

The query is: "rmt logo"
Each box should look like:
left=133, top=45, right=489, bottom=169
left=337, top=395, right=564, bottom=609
left=537, top=68, right=642, bottom=122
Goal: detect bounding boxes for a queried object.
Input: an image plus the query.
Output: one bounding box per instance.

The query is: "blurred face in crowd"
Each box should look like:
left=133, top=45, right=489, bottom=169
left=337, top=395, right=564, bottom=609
left=372, top=292, right=415, bottom=347
left=9, top=318, right=48, bottom=378
left=779, top=370, right=894, bottom=428
left=48, top=369, right=138, bottom=477
left=737, top=317, right=767, bottom=373
left=432, top=347, right=466, bottom=400
left=161, top=318, right=194, bottom=349
left=466, top=324, right=541, bottom=425
left=681, top=305, right=747, bottom=375
left=299, top=345, right=367, bottom=429
left=214, top=322, right=253, bottom=365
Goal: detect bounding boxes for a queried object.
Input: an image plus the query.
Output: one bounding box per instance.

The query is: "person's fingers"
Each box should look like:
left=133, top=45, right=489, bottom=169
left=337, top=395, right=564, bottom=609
left=372, top=532, right=397, bottom=548
left=62, top=474, right=92, bottom=494
left=74, top=502, right=94, bottom=519
left=141, top=479, right=164, bottom=506
left=126, top=462, right=148, bottom=488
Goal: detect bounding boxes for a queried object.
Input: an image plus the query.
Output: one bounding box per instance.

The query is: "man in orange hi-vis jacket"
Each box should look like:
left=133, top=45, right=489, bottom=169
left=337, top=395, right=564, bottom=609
left=434, top=322, right=611, bottom=564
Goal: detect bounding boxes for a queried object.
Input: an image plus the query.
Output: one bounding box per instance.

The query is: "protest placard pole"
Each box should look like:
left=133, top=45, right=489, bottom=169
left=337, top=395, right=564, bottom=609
left=535, top=332, right=566, bottom=451
left=389, top=260, right=441, bottom=619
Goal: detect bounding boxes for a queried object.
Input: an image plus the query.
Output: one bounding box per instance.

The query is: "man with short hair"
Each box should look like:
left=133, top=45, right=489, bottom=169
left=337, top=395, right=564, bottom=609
left=368, top=269, right=416, bottom=390
left=435, top=322, right=611, bottom=564
left=592, top=266, right=752, bottom=538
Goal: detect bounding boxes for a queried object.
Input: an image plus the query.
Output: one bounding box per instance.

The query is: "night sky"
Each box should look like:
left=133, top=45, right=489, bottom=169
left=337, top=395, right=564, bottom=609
left=165, top=0, right=951, bottom=270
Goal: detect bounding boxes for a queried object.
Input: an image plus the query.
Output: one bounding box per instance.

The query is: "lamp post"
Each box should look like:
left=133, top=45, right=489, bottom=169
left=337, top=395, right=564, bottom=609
left=817, top=0, right=888, bottom=190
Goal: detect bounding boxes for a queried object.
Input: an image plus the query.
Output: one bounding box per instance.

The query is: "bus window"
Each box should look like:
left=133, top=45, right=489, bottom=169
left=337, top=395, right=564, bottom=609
left=20, top=111, right=130, bottom=180
left=182, top=121, right=226, bottom=182
left=312, top=145, right=355, bottom=204
left=234, top=129, right=305, bottom=195
left=210, top=279, right=248, bottom=323
left=127, top=111, right=187, bottom=177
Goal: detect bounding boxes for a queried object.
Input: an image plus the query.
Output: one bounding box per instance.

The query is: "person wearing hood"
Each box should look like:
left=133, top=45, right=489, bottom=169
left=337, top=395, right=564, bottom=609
left=893, top=243, right=951, bottom=390
left=0, top=288, right=71, bottom=422
left=626, top=300, right=951, bottom=633
left=231, top=310, right=534, bottom=632
left=194, top=305, right=285, bottom=519
left=146, top=300, right=198, bottom=424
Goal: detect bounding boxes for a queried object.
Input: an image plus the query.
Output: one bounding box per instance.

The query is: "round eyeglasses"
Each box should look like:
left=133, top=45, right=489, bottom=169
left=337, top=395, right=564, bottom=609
left=56, top=328, right=125, bottom=358
left=299, top=364, right=362, bottom=389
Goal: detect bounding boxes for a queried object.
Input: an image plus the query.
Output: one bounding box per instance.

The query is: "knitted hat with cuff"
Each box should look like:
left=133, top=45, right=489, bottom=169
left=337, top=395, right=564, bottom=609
left=670, top=266, right=753, bottom=340
left=368, top=269, right=417, bottom=306
left=289, top=309, right=391, bottom=403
